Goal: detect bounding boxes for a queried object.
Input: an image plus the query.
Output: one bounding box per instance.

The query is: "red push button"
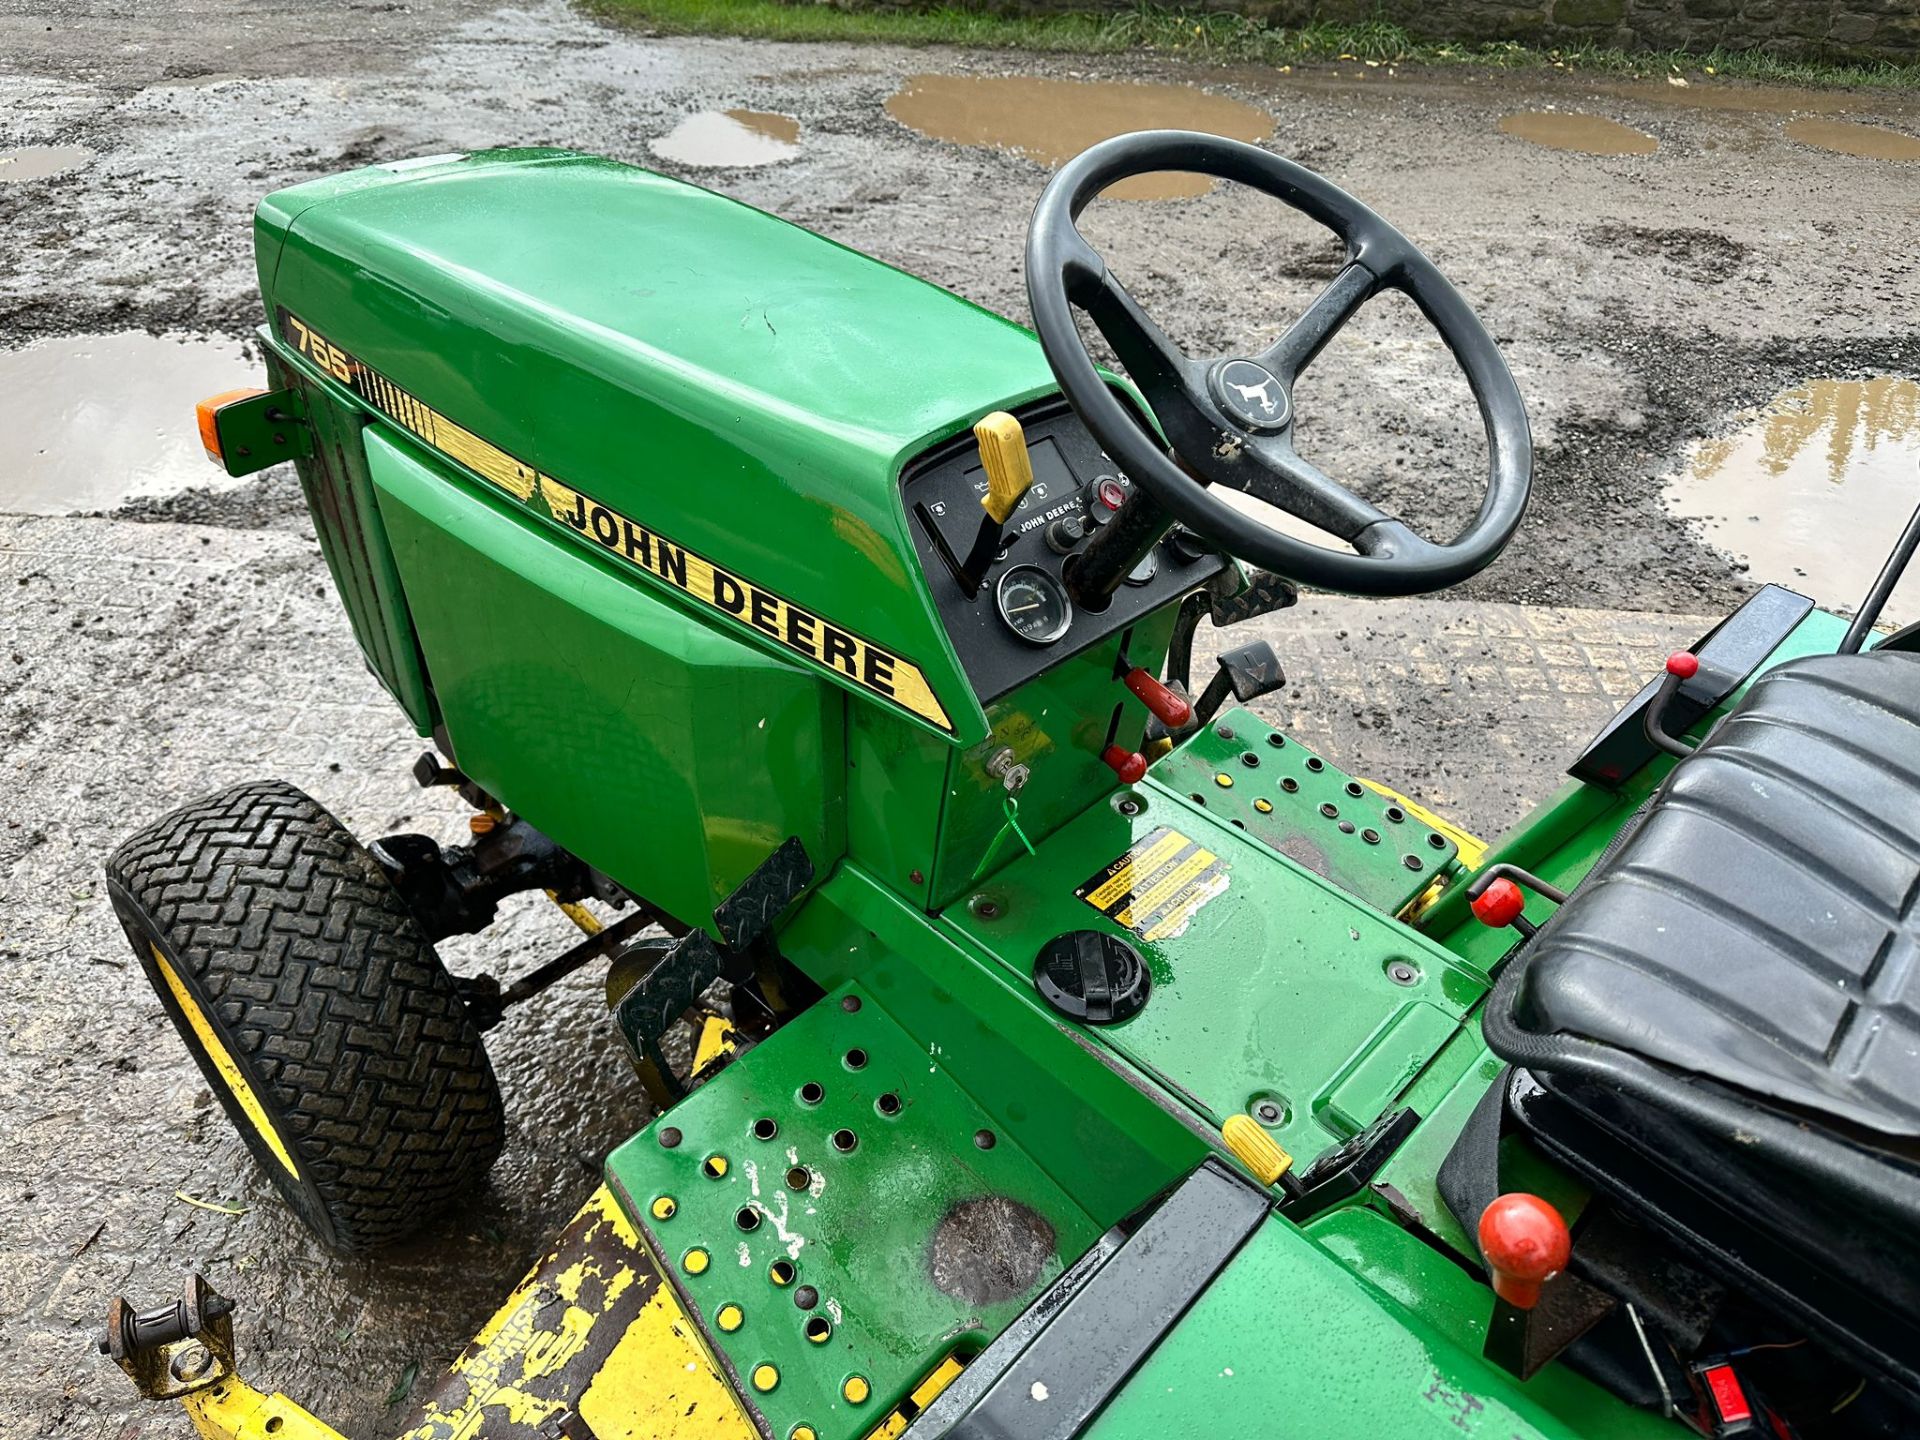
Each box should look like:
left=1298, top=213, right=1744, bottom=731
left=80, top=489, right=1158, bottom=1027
left=1701, top=1363, right=1752, bottom=1426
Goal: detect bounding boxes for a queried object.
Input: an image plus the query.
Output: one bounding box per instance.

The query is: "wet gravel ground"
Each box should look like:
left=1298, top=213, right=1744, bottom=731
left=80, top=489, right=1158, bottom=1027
left=4, top=0, right=1920, bottom=1433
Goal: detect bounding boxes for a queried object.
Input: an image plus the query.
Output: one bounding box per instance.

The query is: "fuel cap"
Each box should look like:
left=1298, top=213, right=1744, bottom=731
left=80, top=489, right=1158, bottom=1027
left=1033, top=931, right=1150, bottom=1025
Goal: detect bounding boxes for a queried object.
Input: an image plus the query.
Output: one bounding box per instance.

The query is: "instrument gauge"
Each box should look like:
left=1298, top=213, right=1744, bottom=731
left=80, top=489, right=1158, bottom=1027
left=996, top=565, right=1073, bottom=646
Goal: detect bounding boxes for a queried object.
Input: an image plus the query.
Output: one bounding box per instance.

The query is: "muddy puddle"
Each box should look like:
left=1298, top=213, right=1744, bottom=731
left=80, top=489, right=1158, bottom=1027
left=1666, top=377, right=1920, bottom=623
left=1497, top=112, right=1657, bottom=156
left=0, top=144, right=94, bottom=180
left=648, top=109, right=800, bottom=168
left=0, top=332, right=260, bottom=516
left=885, top=75, right=1271, bottom=199
left=1783, top=117, right=1920, bottom=162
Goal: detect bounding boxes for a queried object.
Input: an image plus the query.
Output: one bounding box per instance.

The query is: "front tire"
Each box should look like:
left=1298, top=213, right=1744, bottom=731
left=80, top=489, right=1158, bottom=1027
left=106, top=779, right=504, bottom=1252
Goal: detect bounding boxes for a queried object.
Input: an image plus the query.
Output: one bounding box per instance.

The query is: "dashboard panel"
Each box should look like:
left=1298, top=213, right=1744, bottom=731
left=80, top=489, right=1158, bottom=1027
left=900, top=398, right=1227, bottom=704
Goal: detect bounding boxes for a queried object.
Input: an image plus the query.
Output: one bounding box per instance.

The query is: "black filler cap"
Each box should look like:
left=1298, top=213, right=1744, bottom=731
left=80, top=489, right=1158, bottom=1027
left=1033, top=930, right=1150, bottom=1025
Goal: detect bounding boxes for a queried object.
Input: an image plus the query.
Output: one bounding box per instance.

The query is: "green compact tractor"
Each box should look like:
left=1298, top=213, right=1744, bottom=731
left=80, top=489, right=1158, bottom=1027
left=100, top=134, right=1920, bottom=1440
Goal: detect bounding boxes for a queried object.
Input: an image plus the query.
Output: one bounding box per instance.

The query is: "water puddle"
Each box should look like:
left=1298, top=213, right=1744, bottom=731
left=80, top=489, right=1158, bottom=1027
left=0, top=145, right=94, bottom=181
left=1601, top=80, right=1858, bottom=116
left=1783, top=117, right=1920, bottom=162
left=0, top=332, right=260, bottom=516
left=1498, top=112, right=1658, bottom=156
left=1666, top=377, right=1920, bottom=622
left=885, top=75, right=1271, bottom=200
left=649, top=110, right=800, bottom=168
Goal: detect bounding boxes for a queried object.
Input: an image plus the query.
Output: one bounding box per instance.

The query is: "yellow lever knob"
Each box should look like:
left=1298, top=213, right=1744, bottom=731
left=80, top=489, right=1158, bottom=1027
left=1222, top=1113, right=1294, bottom=1187
left=974, top=411, right=1035, bottom=525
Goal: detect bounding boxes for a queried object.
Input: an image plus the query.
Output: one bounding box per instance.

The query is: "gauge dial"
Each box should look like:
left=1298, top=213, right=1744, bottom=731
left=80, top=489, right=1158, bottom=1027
left=996, top=565, right=1073, bottom=646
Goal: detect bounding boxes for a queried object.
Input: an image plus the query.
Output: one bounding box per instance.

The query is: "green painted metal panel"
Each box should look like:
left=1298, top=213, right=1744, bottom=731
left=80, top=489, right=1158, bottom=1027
left=1298, top=1208, right=1674, bottom=1439
left=1085, top=1212, right=1648, bottom=1438
left=605, top=980, right=1102, bottom=1440
left=1152, top=712, right=1461, bottom=917
left=365, top=427, right=844, bottom=929
left=778, top=866, right=1206, bottom=1227
left=259, top=149, right=1069, bottom=746
left=939, top=766, right=1486, bottom=1163
left=264, top=340, right=435, bottom=734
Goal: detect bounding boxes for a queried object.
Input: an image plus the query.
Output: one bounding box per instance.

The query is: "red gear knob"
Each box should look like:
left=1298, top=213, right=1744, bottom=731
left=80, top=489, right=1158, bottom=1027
left=1666, top=651, right=1700, bottom=680
left=1478, top=1192, right=1571, bottom=1310
left=1470, top=877, right=1527, bottom=929
left=1101, top=745, right=1148, bottom=784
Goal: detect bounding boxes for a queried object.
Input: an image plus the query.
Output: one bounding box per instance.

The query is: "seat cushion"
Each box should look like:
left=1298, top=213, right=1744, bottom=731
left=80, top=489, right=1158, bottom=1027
left=1511, top=649, right=1920, bottom=1136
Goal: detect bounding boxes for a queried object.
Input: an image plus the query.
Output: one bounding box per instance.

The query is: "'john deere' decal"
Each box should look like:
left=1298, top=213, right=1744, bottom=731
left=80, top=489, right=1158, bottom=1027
left=278, top=308, right=954, bottom=734
left=1077, top=826, right=1229, bottom=942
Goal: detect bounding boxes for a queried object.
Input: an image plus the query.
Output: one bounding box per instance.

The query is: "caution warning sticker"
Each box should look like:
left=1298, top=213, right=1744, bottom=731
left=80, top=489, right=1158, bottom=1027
left=1077, top=827, right=1229, bottom=943
left=277, top=308, right=954, bottom=735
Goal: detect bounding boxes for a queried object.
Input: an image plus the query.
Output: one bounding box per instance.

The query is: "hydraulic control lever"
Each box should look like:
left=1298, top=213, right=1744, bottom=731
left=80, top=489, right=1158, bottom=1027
left=957, top=411, right=1036, bottom=596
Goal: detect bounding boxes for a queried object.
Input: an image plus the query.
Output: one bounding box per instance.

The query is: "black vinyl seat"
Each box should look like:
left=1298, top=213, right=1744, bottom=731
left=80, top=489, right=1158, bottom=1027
left=1484, top=649, right=1920, bottom=1394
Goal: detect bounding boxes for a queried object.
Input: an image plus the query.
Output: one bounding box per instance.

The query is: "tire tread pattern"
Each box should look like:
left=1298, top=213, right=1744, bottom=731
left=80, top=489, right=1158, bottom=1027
left=106, top=779, right=504, bottom=1252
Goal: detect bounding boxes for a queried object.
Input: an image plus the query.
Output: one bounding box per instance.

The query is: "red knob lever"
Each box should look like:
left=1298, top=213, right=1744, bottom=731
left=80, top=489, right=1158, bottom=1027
left=1470, top=878, right=1527, bottom=929
left=1478, top=1192, right=1571, bottom=1310
left=1101, top=745, right=1148, bottom=785
left=1666, top=651, right=1699, bottom=680
left=1124, top=668, right=1192, bottom=728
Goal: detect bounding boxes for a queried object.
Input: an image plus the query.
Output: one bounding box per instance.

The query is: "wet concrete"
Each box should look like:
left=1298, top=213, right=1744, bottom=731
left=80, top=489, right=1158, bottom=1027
left=1666, top=376, right=1920, bottom=622
left=1498, top=111, right=1659, bottom=155
left=3, top=1, right=1920, bottom=1434
left=0, top=332, right=257, bottom=515
left=0, top=144, right=92, bottom=180
left=885, top=73, right=1271, bottom=199
left=649, top=109, right=800, bottom=167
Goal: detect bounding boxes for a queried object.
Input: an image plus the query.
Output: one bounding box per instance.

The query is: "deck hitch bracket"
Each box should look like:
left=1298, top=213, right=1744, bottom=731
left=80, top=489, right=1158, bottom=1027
left=99, top=1273, right=236, bottom=1401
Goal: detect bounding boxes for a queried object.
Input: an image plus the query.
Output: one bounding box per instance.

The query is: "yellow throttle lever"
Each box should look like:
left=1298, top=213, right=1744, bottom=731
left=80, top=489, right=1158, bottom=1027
left=974, top=411, right=1034, bottom=525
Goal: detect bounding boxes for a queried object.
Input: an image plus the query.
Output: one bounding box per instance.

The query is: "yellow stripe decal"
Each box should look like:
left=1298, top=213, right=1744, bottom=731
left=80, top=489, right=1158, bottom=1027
left=1076, top=826, right=1230, bottom=944
left=151, top=945, right=300, bottom=1178
left=278, top=308, right=954, bottom=735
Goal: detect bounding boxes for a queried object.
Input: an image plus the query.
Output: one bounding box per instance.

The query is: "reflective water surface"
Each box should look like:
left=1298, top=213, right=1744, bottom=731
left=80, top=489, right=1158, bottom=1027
left=0, top=332, right=259, bottom=515
left=649, top=109, right=801, bottom=167
left=885, top=75, right=1272, bottom=199
left=1497, top=112, right=1658, bottom=156
left=1666, top=377, right=1920, bottom=623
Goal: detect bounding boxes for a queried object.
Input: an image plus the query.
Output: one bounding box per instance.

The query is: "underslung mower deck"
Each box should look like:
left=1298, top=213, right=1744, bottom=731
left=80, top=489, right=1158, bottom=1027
left=99, top=136, right=1920, bottom=1439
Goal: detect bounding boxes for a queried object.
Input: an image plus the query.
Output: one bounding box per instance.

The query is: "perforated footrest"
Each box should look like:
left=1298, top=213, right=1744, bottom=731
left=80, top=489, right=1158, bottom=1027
left=604, top=983, right=1101, bottom=1440
left=1154, top=708, right=1459, bottom=916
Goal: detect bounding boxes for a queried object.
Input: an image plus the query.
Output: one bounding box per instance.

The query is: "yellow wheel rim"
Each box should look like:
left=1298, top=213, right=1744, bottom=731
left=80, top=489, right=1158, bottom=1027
left=151, top=944, right=299, bottom=1177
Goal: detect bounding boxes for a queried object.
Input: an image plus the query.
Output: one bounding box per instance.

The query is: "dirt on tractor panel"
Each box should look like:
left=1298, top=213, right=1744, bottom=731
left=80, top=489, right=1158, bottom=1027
left=2, top=1, right=1920, bottom=1434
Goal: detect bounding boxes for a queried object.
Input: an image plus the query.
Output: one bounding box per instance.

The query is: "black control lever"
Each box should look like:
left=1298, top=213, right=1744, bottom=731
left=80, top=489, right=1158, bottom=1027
left=1190, top=641, right=1287, bottom=729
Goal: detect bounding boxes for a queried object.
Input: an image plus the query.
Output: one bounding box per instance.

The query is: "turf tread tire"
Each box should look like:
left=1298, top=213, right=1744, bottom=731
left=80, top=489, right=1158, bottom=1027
left=106, top=778, right=504, bottom=1252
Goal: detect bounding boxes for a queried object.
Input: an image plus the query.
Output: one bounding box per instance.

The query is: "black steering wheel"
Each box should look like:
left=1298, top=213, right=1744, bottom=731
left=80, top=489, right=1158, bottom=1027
left=1026, top=131, right=1532, bottom=597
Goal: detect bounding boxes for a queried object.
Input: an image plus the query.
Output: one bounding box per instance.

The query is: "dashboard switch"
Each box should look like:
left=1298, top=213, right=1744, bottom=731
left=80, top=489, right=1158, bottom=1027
left=1124, top=667, right=1193, bottom=729
left=1045, top=514, right=1087, bottom=554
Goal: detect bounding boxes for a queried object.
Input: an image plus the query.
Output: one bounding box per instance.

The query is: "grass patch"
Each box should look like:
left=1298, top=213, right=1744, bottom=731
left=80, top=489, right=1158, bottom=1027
left=585, top=0, right=1920, bottom=92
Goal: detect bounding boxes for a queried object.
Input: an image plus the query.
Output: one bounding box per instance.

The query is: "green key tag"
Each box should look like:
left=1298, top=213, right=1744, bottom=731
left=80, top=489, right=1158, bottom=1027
left=972, top=795, right=1036, bottom=880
